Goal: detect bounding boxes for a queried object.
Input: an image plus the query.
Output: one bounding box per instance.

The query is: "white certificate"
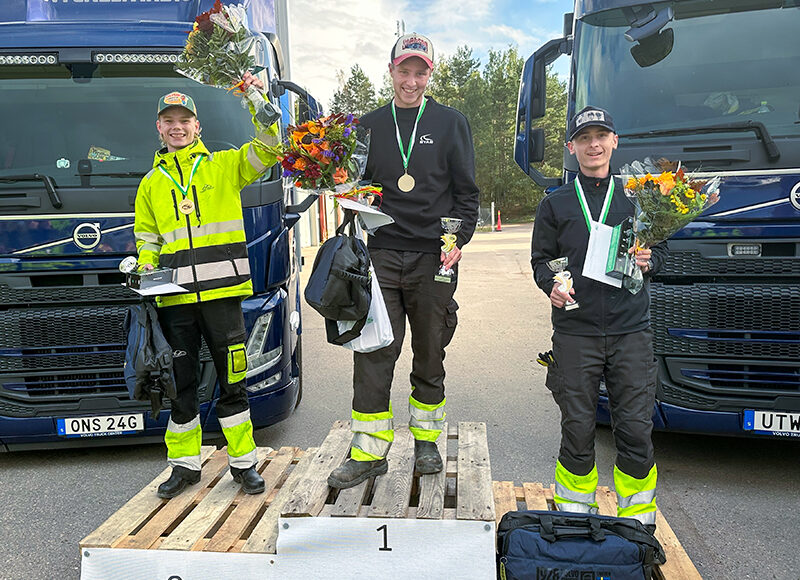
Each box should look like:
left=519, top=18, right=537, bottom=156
left=582, top=221, right=623, bottom=288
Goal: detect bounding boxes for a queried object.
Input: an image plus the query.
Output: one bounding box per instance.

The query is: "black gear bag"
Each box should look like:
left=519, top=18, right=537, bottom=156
left=304, top=209, right=372, bottom=345
left=497, top=510, right=666, bottom=580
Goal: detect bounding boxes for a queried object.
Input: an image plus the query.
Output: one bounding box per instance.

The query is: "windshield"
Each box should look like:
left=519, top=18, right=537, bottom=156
left=574, top=3, right=800, bottom=144
left=0, top=63, right=261, bottom=188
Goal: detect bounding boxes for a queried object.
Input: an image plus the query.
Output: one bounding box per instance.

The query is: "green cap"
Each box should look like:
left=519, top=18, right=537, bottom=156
left=157, top=91, right=197, bottom=116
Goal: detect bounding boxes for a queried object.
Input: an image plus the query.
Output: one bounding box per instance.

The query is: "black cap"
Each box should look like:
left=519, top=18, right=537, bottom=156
left=568, top=106, right=615, bottom=141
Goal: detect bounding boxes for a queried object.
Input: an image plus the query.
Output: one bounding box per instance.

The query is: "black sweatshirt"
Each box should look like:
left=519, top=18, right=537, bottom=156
left=360, top=97, right=480, bottom=254
left=530, top=172, right=667, bottom=336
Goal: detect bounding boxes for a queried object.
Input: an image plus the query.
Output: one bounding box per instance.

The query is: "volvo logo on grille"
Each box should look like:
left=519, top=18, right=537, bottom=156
left=72, top=222, right=102, bottom=250
left=791, top=182, right=800, bottom=211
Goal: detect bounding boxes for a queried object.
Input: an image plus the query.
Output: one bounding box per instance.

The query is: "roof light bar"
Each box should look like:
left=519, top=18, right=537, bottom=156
left=93, top=53, right=179, bottom=64
left=0, top=54, right=58, bottom=66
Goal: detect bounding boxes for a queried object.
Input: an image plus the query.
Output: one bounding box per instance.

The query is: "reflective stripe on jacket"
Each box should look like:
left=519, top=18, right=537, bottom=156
left=134, top=124, right=278, bottom=307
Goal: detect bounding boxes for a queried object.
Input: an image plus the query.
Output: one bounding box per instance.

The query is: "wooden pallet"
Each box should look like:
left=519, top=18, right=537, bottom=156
left=80, top=420, right=495, bottom=558
left=492, top=481, right=703, bottom=580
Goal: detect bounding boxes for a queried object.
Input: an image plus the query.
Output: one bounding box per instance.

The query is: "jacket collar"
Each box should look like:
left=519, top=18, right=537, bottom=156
left=152, top=138, right=210, bottom=169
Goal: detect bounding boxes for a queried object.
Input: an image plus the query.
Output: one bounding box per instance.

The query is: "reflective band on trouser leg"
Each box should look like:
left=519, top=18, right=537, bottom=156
left=350, top=408, right=394, bottom=461
left=227, top=343, right=248, bottom=385
left=219, top=409, right=257, bottom=469
left=554, top=460, right=599, bottom=514
left=408, top=395, right=446, bottom=442
left=615, top=464, right=658, bottom=526
left=165, top=415, right=202, bottom=471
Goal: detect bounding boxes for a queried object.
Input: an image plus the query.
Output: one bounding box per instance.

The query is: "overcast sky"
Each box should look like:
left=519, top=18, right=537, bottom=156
left=286, top=0, right=569, bottom=110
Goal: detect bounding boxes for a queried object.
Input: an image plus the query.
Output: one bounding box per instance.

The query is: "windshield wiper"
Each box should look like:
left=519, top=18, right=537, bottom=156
left=0, top=174, right=63, bottom=208
left=620, top=121, right=781, bottom=162
left=78, top=172, right=146, bottom=178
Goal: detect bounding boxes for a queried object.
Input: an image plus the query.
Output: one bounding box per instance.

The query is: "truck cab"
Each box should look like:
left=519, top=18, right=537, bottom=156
left=0, top=0, right=312, bottom=450
left=516, top=0, right=800, bottom=438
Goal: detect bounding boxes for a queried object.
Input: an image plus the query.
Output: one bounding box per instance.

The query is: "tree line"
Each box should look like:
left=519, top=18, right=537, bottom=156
left=328, top=46, right=567, bottom=220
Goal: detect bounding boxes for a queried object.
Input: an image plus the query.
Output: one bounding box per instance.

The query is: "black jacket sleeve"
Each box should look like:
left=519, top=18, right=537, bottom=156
left=530, top=197, right=559, bottom=295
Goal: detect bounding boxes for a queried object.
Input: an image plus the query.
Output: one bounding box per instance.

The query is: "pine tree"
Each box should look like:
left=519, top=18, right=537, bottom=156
left=328, top=64, right=379, bottom=118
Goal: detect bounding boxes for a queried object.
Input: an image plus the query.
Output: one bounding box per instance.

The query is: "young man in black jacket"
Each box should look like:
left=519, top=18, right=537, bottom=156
left=530, top=107, right=666, bottom=529
left=328, top=33, right=480, bottom=489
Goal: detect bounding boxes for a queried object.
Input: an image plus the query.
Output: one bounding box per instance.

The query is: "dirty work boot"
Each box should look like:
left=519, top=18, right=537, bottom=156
left=232, top=466, right=265, bottom=495
left=327, top=458, right=388, bottom=489
left=157, top=466, right=201, bottom=499
left=415, top=440, right=443, bottom=474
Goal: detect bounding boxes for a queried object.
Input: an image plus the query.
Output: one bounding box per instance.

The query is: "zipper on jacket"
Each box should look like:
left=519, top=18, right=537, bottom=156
left=170, top=189, right=179, bottom=220
left=191, top=184, right=201, bottom=226
left=174, top=157, right=185, bottom=186
left=226, top=247, right=240, bottom=278
left=184, top=213, right=201, bottom=302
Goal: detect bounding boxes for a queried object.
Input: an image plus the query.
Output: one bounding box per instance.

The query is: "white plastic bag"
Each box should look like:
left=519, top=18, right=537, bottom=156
left=339, top=264, right=394, bottom=353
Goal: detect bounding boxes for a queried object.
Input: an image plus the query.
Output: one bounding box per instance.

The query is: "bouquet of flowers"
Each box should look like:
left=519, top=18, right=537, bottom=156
left=270, top=113, right=369, bottom=193
left=176, top=0, right=279, bottom=131
left=618, top=157, right=721, bottom=293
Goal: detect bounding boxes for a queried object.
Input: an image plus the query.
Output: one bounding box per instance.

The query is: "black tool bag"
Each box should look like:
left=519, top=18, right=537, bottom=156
left=123, top=300, right=177, bottom=420
left=304, top=210, right=372, bottom=345
left=497, top=510, right=666, bottom=580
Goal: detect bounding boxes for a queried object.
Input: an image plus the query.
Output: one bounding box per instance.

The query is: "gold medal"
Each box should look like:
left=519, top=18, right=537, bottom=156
left=397, top=172, right=415, bottom=192
left=178, top=198, right=195, bottom=215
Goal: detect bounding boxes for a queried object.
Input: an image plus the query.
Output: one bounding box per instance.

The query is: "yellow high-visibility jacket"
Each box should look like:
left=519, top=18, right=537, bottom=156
left=134, top=124, right=278, bottom=307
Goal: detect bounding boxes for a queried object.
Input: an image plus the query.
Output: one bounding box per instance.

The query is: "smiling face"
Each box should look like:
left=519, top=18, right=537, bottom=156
left=389, top=57, right=432, bottom=108
left=567, top=126, right=619, bottom=177
left=156, top=107, right=200, bottom=152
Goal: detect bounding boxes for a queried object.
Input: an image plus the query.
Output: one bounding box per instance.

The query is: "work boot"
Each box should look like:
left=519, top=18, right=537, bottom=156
left=327, top=458, right=388, bottom=490
left=414, top=440, right=443, bottom=474
left=232, top=466, right=265, bottom=495
left=157, top=466, right=201, bottom=499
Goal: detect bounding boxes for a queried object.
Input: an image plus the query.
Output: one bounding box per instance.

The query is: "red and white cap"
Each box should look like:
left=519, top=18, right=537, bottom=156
left=391, top=33, right=434, bottom=68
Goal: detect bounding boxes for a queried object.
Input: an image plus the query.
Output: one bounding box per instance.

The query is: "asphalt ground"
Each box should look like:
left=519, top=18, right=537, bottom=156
left=1, top=222, right=799, bottom=579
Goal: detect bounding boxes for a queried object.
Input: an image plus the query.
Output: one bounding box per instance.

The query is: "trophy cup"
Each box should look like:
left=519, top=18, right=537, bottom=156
left=434, top=217, right=462, bottom=283
left=547, top=257, right=579, bottom=310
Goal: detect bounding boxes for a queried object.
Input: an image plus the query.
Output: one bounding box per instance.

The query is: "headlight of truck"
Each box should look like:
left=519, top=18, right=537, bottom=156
left=246, top=312, right=283, bottom=378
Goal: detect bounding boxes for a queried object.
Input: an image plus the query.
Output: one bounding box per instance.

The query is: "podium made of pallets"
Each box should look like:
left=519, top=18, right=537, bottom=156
left=80, top=421, right=701, bottom=579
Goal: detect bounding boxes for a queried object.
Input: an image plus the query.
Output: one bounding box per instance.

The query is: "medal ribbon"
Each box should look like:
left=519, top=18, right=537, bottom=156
left=574, top=177, right=614, bottom=232
left=157, top=155, right=204, bottom=199
left=391, top=97, right=427, bottom=174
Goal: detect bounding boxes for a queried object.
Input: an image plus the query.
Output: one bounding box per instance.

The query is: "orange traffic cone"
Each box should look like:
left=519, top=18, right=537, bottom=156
left=496, top=211, right=502, bottom=232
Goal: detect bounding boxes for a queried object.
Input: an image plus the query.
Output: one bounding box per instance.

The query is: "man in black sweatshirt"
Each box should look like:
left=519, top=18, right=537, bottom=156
left=327, top=33, right=479, bottom=489
left=530, top=107, right=666, bottom=529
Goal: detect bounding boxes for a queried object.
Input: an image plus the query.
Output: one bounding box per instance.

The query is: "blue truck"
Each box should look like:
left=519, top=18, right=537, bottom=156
left=0, top=0, right=317, bottom=450
left=516, top=0, right=800, bottom=438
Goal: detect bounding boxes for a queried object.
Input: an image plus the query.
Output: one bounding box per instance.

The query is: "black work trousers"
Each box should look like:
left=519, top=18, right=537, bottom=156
left=545, top=329, right=658, bottom=479
left=352, top=249, right=459, bottom=413
left=157, top=296, right=250, bottom=425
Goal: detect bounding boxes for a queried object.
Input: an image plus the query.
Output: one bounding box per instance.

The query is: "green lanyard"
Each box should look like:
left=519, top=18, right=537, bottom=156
left=574, top=177, right=614, bottom=232
left=390, top=97, right=427, bottom=172
left=157, top=154, right=204, bottom=198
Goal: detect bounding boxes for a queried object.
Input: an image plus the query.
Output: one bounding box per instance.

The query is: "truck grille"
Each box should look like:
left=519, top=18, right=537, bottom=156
left=661, top=251, right=800, bottom=278
left=651, top=283, right=800, bottom=359
left=4, top=371, right=128, bottom=398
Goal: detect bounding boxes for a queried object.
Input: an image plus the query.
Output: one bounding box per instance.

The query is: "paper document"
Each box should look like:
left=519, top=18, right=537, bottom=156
left=336, top=197, right=395, bottom=234
left=582, top=221, right=623, bottom=288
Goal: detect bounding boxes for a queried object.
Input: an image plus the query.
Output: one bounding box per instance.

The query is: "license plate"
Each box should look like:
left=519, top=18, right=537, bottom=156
left=743, top=410, right=800, bottom=437
left=57, top=413, right=144, bottom=438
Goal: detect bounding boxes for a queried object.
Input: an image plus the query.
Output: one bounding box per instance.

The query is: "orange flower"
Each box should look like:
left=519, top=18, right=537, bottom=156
left=656, top=171, right=675, bottom=195
left=333, top=167, right=349, bottom=184
left=293, top=157, right=307, bottom=170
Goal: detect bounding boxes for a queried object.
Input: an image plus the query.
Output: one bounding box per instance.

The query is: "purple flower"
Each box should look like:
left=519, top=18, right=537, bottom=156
left=323, top=150, right=335, bottom=158
left=343, top=127, right=352, bottom=137
left=282, top=169, right=294, bottom=177
left=345, top=114, right=354, bottom=124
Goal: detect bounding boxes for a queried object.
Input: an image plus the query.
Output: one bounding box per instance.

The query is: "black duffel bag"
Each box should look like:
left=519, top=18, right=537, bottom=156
left=497, top=510, right=666, bottom=580
left=304, top=209, right=372, bottom=345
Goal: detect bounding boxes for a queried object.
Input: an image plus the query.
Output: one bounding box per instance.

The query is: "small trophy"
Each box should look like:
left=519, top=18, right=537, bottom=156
left=119, top=257, right=187, bottom=296
left=547, top=257, right=579, bottom=310
left=434, top=217, right=462, bottom=283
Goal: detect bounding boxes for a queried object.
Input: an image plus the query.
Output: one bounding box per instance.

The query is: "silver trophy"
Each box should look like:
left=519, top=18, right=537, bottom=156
left=547, top=257, right=579, bottom=310
left=434, top=217, right=462, bottom=283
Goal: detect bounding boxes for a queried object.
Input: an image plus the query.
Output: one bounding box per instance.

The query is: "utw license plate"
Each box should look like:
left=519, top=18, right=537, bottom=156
left=57, top=413, right=144, bottom=438
left=743, top=410, right=800, bottom=437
